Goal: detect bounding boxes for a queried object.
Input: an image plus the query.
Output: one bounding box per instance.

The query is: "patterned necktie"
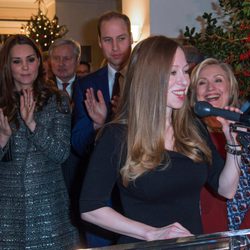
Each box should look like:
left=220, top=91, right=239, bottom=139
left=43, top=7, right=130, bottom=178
left=112, top=72, right=121, bottom=98
left=62, top=82, right=69, bottom=92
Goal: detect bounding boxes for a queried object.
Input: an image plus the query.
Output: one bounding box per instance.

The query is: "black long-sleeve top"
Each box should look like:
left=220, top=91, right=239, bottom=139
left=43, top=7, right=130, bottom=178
left=80, top=122, right=224, bottom=244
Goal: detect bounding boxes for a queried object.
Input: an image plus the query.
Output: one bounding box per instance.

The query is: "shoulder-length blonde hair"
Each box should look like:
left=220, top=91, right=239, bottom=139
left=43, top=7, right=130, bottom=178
left=189, top=58, right=239, bottom=108
left=114, top=36, right=211, bottom=185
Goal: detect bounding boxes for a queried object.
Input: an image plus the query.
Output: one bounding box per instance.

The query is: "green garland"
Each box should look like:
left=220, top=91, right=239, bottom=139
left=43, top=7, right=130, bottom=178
left=183, top=0, right=250, bottom=98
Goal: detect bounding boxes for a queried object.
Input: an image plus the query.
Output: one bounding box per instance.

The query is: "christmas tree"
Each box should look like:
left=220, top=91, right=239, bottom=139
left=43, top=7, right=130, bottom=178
left=21, top=0, right=68, bottom=51
left=183, top=0, right=250, bottom=98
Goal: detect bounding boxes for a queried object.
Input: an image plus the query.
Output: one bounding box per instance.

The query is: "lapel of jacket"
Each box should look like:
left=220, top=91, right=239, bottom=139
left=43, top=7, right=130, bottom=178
left=96, top=66, right=110, bottom=104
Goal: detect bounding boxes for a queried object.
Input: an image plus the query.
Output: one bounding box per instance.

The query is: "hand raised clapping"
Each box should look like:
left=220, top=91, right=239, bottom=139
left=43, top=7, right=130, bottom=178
left=0, top=108, right=12, bottom=148
left=84, top=88, right=107, bottom=130
left=0, top=89, right=37, bottom=148
left=20, top=88, right=36, bottom=132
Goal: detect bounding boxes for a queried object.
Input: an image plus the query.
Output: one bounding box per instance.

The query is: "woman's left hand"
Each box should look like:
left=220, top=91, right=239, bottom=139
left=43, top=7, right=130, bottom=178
left=20, top=88, right=36, bottom=132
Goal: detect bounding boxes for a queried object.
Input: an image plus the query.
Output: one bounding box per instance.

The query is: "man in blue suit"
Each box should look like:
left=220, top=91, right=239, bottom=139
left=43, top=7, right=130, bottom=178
left=72, top=11, right=133, bottom=247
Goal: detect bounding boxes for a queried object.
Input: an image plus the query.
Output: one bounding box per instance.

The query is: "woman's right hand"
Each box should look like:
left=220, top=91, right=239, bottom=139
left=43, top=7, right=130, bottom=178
left=81, top=207, right=193, bottom=242
left=146, top=222, right=193, bottom=241
left=0, top=108, right=12, bottom=148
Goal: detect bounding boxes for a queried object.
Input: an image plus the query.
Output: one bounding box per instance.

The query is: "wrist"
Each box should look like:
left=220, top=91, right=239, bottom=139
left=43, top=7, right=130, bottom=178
left=25, top=120, right=36, bottom=132
left=0, top=134, right=10, bottom=148
left=225, top=143, right=242, bottom=155
left=144, top=228, right=156, bottom=241
left=93, top=122, right=104, bottom=130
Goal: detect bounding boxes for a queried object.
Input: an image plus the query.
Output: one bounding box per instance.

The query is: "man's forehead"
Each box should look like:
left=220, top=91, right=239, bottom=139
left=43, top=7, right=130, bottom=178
left=100, top=19, right=129, bottom=34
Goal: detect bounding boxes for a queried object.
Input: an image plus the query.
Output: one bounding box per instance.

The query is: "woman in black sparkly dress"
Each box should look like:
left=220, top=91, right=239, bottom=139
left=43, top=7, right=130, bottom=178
left=0, top=35, right=79, bottom=249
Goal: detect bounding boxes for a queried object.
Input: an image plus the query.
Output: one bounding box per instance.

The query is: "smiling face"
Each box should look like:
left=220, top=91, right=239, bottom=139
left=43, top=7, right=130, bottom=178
left=98, top=18, right=132, bottom=71
left=196, top=64, right=230, bottom=108
left=10, top=44, right=40, bottom=91
left=167, top=47, right=190, bottom=111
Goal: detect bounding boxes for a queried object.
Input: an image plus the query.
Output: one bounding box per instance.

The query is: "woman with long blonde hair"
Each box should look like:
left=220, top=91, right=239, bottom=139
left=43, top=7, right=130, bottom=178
left=80, top=36, right=241, bottom=244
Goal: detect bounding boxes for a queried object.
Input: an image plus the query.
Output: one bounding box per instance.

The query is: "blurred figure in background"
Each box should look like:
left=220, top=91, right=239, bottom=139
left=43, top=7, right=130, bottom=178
left=76, top=60, right=91, bottom=78
left=183, top=44, right=205, bottom=74
left=49, top=37, right=84, bottom=245
left=42, top=51, right=54, bottom=81
left=49, top=38, right=81, bottom=99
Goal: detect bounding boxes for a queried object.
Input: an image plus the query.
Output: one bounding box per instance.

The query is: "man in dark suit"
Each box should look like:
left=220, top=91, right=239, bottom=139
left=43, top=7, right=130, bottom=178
left=72, top=11, right=133, bottom=247
left=49, top=38, right=82, bottom=191
left=49, top=38, right=81, bottom=99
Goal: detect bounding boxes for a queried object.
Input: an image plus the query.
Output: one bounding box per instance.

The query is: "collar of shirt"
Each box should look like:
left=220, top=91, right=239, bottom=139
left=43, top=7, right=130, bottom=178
left=108, top=64, right=116, bottom=98
left=56, top=75, right=76, bottom=98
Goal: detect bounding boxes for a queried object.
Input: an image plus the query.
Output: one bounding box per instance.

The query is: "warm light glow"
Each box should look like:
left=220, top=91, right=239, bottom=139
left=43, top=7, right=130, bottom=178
left=131, top=24, right=142, bottom=43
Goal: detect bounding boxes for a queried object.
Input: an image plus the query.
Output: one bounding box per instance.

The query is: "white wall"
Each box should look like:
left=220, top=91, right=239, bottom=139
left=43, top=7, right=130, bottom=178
left=122, top=0, right=150, bottom=42
left=0, top=0, right=218, bottom=68
left=122, top=0, right=217, bottom=41
left=150, top=0, right=217, bottom=37
left=56, top=0, right=218, bottom=69
left=56, top=0, right=121, bottom=70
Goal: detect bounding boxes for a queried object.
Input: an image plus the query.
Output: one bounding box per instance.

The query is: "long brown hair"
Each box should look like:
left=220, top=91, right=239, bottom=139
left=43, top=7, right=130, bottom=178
left=0, top=35, right=67, bottom=128
left=113, top=36, right=211, bottom=185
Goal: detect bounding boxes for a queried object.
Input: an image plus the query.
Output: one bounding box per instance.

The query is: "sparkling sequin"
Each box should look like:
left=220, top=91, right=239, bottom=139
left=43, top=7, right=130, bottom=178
left=0, top=95, right=79, bottom=249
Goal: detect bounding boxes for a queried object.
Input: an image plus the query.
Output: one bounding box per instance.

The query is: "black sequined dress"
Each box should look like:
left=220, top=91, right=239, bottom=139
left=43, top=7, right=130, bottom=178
left=0, top=95, right=79, bottom=249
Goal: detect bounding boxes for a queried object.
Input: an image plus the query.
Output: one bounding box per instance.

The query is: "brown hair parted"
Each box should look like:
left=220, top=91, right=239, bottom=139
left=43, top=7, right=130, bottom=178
left=189, top=58, right=239, bottom=108
left=97, top=11, right=131, bottom=37
left=0, top=35, right=67, bottom=128
left=112, top=35, right=212, bottom=185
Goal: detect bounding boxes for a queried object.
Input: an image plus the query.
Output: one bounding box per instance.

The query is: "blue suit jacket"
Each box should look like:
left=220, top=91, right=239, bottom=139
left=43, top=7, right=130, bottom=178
left=72, top=66, right=111, bottom=157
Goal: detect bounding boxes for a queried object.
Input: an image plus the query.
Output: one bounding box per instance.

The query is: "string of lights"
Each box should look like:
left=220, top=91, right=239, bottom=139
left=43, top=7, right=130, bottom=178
left=20, top=0, right=68, bottom=51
